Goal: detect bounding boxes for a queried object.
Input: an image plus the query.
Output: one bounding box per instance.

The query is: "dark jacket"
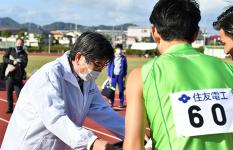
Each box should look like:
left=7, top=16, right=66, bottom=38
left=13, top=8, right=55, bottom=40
left=3, top=47, right=28, bottom=80
left=108, top=54, right=127, bottom=78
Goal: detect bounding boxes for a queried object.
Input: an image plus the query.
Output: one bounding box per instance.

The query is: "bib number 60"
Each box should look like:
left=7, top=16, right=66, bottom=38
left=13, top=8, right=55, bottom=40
left=188, top=103, right=227, bottom=128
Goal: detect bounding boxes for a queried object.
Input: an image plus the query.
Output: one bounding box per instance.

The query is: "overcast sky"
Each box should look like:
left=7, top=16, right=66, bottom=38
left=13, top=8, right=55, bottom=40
left=0, top=0, right=232, bottom=34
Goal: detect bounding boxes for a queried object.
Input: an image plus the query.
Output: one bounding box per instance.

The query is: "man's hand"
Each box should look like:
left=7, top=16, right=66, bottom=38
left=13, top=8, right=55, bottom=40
left=91, top=139, right=117, bottom=150
left=8, top=66, right=16, bottom=72
left=13, top=60, right=18, bottom=65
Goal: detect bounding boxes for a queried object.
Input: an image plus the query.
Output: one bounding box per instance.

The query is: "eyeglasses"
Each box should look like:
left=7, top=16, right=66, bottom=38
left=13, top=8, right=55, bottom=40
left=91, top=60, right=109, bottom=70
left=84, top=59, right=109, bottom=71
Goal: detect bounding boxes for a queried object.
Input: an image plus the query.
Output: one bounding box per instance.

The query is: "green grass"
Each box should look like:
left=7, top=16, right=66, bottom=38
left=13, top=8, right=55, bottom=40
left=26, top=55, right=59, bottom=75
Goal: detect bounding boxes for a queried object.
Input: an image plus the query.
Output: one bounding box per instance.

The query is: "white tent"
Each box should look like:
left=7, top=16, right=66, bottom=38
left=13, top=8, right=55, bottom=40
left=131, top=42, right=157, bottom=51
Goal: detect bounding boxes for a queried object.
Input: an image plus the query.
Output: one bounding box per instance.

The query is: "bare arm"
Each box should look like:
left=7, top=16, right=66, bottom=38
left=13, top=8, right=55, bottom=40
left=124, top=67, right=147, bottom=150
left=91, top=139, right=117, bottom=150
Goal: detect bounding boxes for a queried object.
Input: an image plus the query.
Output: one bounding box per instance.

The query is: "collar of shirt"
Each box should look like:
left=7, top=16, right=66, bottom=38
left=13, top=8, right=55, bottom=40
left=59, top=51, right=80, bottom=88
left=15, top=48, right=22, bottom=53
left=164, top=43, right=197, bottom=55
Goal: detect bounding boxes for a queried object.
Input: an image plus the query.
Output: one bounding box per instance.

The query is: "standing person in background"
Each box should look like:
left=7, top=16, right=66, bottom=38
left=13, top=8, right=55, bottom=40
left=124, top=0, right=233, bottom=149
left=3, top=38, right=28, bottom=113
left=107, top=44, right=127, bottom=108
left=213, top=6, right=233, bottom=59
left=1, top=32, right=124, bottom=150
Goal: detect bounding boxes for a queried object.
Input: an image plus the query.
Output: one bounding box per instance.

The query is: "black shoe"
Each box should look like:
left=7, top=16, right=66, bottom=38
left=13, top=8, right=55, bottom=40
left=6, top=109, right=13, bottom=114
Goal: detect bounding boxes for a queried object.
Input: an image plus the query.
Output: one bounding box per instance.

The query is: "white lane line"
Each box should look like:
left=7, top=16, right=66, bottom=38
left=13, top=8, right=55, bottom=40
left=0, top=98, right=7, bottom=102
left=0, top=118, right=9, bottom=123
left=0, top=98, right=13, bottom=124
left=83, top=126, right=121, bottom=141
left=0, top=98, right=16, bottom=105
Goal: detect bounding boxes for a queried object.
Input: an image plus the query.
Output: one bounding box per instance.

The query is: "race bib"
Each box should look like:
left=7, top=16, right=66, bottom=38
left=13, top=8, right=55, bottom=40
left=170, top=88, right=233, bottom=137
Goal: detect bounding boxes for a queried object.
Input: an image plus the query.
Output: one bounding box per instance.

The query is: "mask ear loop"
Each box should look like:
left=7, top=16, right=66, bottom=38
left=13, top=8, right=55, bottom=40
left=82, top=57, right=92, bottom=74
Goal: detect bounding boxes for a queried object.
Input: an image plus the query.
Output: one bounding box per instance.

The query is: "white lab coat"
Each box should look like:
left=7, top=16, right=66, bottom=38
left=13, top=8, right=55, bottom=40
left=1, top=52, right=125, bottom=150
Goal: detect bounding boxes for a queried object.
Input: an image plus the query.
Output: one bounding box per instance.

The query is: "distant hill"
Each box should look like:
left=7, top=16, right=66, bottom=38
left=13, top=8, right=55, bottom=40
left=43, top=22, right=79, bottom=31
left=42, top=22, right=137, bottom=32
left=0, top=17, right=20, bottom=28
left=88, top=23, right=137, bottom=31
left=21, top=23, right=49, bottom=34
left=0, top=17, right=137, bottom=33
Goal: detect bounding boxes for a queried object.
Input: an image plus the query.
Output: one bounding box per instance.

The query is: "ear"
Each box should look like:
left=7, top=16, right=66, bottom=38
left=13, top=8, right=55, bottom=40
left=74, top=52, right=83, bottom=65
left=151, top=26, right=161, bottom=44
left=220, top=29, right=226, bottom=37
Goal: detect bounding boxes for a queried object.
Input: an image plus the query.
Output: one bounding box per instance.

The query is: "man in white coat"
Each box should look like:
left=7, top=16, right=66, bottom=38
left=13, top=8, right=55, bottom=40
left=1, top=32, right=124, bottom=150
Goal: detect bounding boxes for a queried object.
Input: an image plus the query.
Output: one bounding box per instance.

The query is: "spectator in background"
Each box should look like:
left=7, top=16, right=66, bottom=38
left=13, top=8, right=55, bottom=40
left=124, top=0, right=233, bottom=149
left=3, top=38, right=28, bottom=113
left=107, top=44, right=127, bottom=108
left=213, top=6, right=233, bottom=59
left=1, top=32, right=124, bottom=150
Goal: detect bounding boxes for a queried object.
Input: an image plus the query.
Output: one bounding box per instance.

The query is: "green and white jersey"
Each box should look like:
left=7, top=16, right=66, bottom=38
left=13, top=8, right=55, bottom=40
left=142, top=44, right=233, bottom=150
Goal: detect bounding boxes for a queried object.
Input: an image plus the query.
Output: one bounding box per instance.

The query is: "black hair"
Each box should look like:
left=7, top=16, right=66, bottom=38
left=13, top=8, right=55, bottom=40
left=69, top=32, right=114, bottom=63
left=16, top=38, right=24, bottom=43
left=213, top=6, right=233, bottom=38
left=115, top=44, right=123, bottom=49
left=149, top=0, right=201, bottom=42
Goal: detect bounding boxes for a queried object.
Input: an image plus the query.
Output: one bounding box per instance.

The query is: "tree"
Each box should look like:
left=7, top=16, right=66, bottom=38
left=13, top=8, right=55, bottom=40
left=141, top=36, right=153, bottom=42
left=16, top=31, right=29, bottom=41
left=0, top=31, right=11, bottom=38
left=34, top=33, right=45, bottom=46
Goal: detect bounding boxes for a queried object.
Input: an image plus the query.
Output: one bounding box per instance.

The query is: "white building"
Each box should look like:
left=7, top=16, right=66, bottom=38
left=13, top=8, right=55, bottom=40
left=204, top=47, right=227, bottom=59
left=96, top=29, right=126, bottom=47
left=0, top=34, right=40, bottom=48
left=26, top=33, right=39, bottom=47
left=192, top=40, right=204, bottom=48
left=127, top=26, right=151, bottom=42
left=131, top=42, right=157, bottom=50
left=126, top=26, right=151, bottom=48
left=65, top=31, right=81, bottom=44
left=51, top=30, right=81, bottom=46
left=58, top=37, right=70, bottom=45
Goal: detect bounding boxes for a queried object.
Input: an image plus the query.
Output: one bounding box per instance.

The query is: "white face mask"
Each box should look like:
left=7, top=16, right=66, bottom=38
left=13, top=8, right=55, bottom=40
left=115, top=49, right=122, bottom=55
left=77, top=61, right=100, bottom=81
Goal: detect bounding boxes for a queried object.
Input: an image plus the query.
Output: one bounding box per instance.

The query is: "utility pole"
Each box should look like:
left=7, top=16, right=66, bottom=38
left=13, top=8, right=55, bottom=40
left=203, top=18, right=208, bottom=48
left=48, top=34, right=51, bottom=54
left=112, top=25, right=115, bottom=46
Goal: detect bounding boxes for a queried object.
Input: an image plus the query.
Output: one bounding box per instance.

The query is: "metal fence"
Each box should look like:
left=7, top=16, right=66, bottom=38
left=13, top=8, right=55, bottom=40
left=0, top=41, right=15, bottom=49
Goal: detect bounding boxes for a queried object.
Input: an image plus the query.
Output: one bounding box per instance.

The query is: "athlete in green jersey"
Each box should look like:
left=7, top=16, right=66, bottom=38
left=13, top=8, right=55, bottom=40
left=124, top=0, right=233, bottom=150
